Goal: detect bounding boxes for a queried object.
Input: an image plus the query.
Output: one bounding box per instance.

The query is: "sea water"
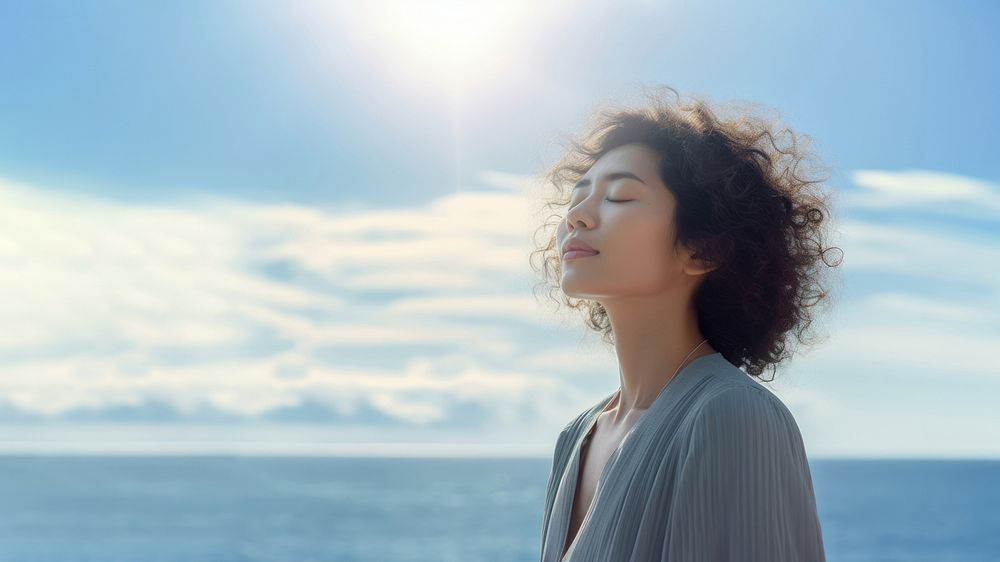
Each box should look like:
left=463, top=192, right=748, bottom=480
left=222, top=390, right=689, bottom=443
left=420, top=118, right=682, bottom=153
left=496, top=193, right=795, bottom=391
left=0, top=456, right=997, bottom=562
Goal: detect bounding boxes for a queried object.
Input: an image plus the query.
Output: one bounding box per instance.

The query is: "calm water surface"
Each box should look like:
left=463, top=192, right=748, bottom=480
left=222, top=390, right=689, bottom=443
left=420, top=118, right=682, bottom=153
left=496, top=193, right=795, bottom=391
left=0, top=456, right=997, bottom=561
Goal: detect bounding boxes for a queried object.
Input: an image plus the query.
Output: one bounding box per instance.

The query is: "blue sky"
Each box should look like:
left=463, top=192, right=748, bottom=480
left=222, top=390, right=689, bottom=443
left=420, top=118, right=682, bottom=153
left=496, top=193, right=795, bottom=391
left=0, top=0, right=998, bottom=458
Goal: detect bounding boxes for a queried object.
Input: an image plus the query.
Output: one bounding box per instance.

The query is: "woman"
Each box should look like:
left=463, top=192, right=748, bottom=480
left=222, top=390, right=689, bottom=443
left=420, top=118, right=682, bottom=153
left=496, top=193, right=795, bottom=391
left=530, top=86, right=842, bottom=561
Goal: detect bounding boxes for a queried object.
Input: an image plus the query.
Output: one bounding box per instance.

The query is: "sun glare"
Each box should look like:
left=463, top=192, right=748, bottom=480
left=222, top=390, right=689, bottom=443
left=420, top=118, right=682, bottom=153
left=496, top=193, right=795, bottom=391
left=284, top=0, right=572, bottom=193
left=350, top=0, right=539, bottom=96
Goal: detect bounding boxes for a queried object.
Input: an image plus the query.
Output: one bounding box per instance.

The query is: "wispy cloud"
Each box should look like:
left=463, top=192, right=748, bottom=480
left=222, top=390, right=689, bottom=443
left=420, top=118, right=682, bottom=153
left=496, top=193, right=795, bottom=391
left=0, top=173, right=580, bottom=431
left=844, top=168, right=1000, bottom=222
left=1, top=166, right=999, bottom=457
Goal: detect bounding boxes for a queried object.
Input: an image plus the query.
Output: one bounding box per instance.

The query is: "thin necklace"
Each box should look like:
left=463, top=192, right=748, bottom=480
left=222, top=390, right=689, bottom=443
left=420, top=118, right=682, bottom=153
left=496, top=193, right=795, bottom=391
left=561, top=338, right=711, bottom=562
left=613, top=337, right=710, bottom=412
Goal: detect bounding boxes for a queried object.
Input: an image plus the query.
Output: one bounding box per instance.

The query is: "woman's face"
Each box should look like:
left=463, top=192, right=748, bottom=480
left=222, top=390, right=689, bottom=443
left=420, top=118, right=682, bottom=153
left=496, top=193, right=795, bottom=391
left=557, top=142, right=692, bottom=302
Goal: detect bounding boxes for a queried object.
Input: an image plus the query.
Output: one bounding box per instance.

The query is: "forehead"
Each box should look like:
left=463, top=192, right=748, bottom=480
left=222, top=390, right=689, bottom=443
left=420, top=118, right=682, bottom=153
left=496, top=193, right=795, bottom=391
left=584, top=143, right=660, bottom=178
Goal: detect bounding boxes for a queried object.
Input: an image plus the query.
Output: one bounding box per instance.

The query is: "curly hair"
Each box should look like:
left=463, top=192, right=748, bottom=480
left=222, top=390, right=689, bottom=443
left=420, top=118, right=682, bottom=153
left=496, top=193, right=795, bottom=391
left=528, top=85, right=844, bottom=381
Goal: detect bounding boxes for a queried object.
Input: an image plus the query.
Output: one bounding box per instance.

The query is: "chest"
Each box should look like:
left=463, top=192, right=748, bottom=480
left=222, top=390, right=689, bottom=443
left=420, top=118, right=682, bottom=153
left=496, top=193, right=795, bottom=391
left=558, top=411, right=698, bottom=561
left=569, top=433, right=614, bottom=524
left=563, top=417, right=635, bottom=557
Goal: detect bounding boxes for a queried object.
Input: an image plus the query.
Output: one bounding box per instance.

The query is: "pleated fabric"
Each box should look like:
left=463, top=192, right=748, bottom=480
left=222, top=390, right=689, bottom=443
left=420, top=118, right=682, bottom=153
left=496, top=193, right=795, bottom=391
left=538, top=352, right=826, bottom=562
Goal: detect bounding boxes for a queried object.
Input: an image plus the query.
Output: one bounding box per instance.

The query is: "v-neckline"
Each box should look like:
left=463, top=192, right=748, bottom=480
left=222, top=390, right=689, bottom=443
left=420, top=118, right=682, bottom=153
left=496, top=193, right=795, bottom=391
left=559, top=389, right=623, bottom=561
left=557, top=351, right=723, bottom=561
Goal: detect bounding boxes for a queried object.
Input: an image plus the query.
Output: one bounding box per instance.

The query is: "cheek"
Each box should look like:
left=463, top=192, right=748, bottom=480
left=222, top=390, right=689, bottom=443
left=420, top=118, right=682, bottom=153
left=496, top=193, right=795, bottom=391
left=605, top=216, right=678, bottom=280
left=609, top=214, right=672, bottom=258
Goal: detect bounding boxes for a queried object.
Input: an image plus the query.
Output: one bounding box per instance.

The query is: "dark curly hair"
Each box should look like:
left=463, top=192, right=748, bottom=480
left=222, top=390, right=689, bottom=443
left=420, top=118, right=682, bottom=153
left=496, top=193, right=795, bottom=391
left=528, top=85, right=844, bottom=381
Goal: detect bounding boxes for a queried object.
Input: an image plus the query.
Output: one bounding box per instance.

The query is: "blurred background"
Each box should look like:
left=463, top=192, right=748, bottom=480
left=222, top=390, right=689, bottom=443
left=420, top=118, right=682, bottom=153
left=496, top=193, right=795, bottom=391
left=1, top=0, right=998, bottom=561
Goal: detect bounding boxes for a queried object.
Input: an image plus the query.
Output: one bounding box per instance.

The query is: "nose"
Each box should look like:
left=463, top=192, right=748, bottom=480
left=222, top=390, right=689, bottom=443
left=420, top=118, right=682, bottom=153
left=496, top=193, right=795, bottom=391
left=564, top=200, right=594, bottom=231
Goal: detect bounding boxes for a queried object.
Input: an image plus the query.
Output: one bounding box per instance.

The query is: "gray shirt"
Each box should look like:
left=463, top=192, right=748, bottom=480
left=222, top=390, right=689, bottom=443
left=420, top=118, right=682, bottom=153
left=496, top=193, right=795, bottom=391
left=539, top=352, right=826, bottom=561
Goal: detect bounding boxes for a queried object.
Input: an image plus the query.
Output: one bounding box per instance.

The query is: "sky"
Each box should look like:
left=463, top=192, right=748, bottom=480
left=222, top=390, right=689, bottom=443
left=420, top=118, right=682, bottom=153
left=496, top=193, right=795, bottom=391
left=0, top=0, right=998, bottom=458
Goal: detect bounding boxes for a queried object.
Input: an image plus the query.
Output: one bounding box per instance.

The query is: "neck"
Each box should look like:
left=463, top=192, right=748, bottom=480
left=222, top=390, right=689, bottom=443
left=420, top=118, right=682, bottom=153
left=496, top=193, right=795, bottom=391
left=603, top=295, right=715, bottom=421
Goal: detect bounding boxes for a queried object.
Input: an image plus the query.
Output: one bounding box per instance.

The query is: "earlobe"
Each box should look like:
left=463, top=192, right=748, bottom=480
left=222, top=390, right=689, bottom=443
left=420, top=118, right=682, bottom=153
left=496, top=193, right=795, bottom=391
left=684, top=249, right=719, bottom=276
left=698, top=263, right=720, bottom=275
left=684, top=262, right=717, bottom=276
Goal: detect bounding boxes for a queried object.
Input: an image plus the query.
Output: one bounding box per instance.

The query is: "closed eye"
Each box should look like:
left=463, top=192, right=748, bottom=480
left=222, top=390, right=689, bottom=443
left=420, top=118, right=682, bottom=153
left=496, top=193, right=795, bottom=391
left=606, top=198, right=632, bottom=203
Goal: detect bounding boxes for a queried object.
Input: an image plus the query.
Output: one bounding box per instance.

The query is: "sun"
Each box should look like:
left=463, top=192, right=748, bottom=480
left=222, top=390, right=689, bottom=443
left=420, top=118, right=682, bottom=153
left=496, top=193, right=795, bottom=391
left=342, top=0, right=542, bottom=97
left=287, top=0, right=570, bottom=191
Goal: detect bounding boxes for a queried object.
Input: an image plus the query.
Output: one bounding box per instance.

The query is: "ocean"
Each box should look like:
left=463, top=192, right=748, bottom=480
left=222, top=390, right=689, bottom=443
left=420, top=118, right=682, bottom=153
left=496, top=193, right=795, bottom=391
left=0, top=456, right=997, bottom=561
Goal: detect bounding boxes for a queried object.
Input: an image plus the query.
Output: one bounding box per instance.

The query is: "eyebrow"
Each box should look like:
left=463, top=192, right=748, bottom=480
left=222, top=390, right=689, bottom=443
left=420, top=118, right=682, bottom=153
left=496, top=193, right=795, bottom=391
left=573, top=171, right=647, bottom=189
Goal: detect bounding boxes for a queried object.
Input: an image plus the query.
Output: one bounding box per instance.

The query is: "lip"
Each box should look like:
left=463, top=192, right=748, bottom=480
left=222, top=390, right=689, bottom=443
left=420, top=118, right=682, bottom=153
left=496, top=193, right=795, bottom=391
left=561, top=238, right=599, bottom=257
left=563, top=250, right=600, bottom=260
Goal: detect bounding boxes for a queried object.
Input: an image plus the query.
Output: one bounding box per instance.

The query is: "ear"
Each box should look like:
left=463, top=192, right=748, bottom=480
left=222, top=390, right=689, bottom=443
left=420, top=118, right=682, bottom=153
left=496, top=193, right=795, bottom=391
left=680, top=242, right=719, bottom=276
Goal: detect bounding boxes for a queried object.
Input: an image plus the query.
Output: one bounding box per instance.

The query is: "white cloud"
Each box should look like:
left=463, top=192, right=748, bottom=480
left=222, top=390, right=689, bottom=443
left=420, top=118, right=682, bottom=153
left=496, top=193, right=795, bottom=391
left=852, top=169, right=997, bottom=204
left=3, top=166, right=1000, bottom=458
left=844, top=168, right=1000, bottom=222
left=836, top=218, right=1000, bottom=288
left=0, top=173, right=578, bottom=431
left=862, top=292, right=997, bottom=324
